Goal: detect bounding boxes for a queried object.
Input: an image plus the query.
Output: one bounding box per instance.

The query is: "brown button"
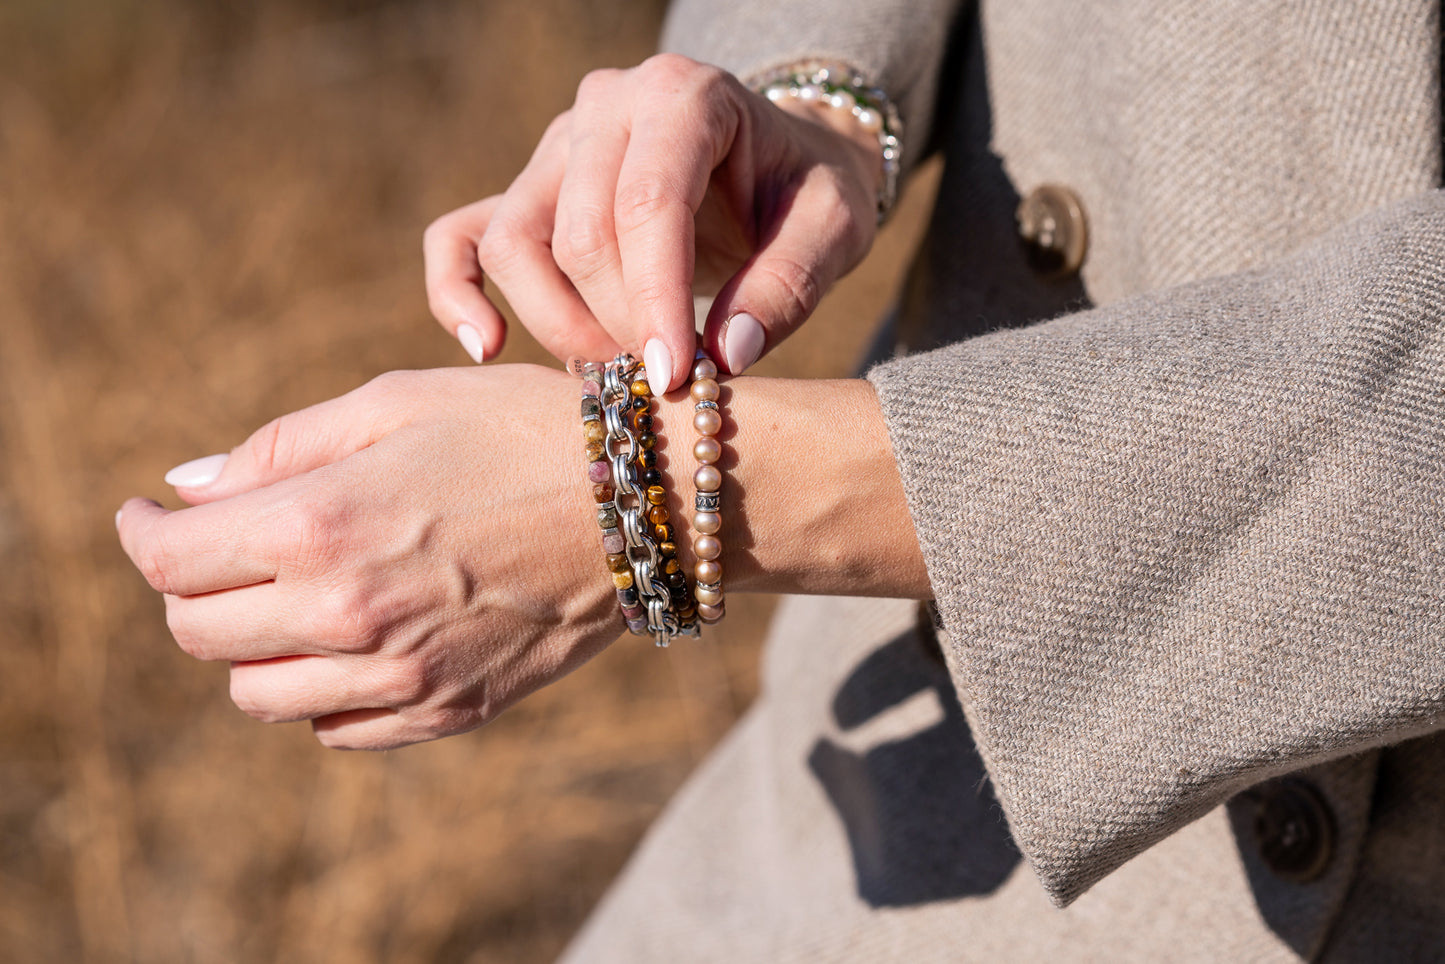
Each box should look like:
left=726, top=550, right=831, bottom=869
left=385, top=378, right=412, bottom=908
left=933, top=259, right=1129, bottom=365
left=1249, top=778, right=1335, bottom=883
left=1017, top=184, right=1088, bottom=280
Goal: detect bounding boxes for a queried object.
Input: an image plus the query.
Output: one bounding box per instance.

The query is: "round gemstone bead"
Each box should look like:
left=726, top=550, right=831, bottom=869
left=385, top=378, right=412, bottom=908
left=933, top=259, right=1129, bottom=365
left=607, top=553, right=629, bottom=574
left=588, top=461, right=611, bottom=484
left=690, top=378, right=719, bottom=402
left=695, top=585, right=724, bottom=606
left=695, top=560, right=722, bottom=584
left=677, top=605, right=698, bottom=621
left=646, top=485, right=667, bottom=505
left=694, top=465, right=722, bottom=492
left=638, top=449, right=657, bottom=469
left=694, top=408, right=722, bottom=436
left=694, top=534, right=722, bottom=560
left=654, top=522, right=674, bottom=544
left=664, top=558, right=682, bottom=575
left=584, top=440, right=606, bottom=463
left=630, top=378, right=650, bottom=397
left=694, top=511, right=721, bottom=535
left=632, top=396, right=649, bottom=412
left=694, top=437, right=721, bottom=464
left=612, top=571, right=634, bottom=590
left=659, top=540, right=678, bottom=557
left=692, top=357, right=718, bottom=381
left=639, top=432, right=657, bottom=450
left=593, top=482, right=615, bottom=503
left=597, top=506, right=618, bottom=529
left=641, top=468, right=662, bottom=487
left=668, top=571, right=688, bottom=589
left=634, top=412, right=653, bottom=431
left=646, top=504, right=669, bottom=525
left=602, top=529, right=625, bottom=554
left=584, top=420, right=607, bottom=443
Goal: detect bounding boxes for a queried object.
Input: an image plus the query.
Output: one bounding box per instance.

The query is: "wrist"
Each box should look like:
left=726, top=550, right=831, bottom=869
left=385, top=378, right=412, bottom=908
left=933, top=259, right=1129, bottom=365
left=654, top=375, right=928, bottom=600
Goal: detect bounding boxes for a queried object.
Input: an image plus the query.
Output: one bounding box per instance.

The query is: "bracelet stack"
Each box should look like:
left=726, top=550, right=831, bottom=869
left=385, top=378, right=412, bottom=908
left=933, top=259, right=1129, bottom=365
left=580, top=353, right=700, bottom=646
left=688, top=355, right=726, bottom=624
left=751, top=61, right=904, bottom=223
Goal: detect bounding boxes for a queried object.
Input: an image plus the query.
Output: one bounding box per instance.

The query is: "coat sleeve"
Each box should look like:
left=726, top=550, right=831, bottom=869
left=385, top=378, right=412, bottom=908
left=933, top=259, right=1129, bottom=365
left=659, top=0, right=968, bottom=169
left=867, top=190, right=1445, bottom=905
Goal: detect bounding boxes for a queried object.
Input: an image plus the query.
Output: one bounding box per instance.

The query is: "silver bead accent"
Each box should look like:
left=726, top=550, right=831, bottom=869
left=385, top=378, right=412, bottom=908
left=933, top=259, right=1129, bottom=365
left=694, top=399, right=719, bottom=412
left=695, top=492, right=722, bottom=512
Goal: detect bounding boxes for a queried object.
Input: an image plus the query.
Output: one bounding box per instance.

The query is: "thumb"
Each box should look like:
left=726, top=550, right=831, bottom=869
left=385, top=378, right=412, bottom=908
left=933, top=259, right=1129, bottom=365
left=165, top=381, right=403, bottom=504
left=705, top=179, right=873, bottom=374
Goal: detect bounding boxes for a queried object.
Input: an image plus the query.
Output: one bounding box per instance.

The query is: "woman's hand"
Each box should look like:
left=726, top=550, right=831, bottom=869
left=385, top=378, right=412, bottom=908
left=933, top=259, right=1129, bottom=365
left=116, top=366, right=619, bottom=750
left=424, top=54, right=882, bottom=393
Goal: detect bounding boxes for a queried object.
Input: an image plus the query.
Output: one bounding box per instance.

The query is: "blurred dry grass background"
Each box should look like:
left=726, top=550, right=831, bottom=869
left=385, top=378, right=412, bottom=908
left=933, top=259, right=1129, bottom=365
left=0, top=1, right=934, bottom=960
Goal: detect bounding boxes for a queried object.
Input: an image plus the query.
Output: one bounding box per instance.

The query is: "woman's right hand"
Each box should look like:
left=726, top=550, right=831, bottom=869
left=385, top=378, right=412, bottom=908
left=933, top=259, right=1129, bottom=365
left=423, top=54, right=883, bottom=394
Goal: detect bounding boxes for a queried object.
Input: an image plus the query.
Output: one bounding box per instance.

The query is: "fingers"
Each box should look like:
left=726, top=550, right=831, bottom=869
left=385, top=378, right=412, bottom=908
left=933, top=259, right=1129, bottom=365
left=166, top=374, right=411, bottom=505
left=476, top=115, right=622, bottom=364
left=228, top=656, right=422, bottom=725
left=118, top=496, right=280, bottom=596
left=611, top=61, right=738, bottom=393
left=312, top=708, right=442, bottom=751
left=705, top=159, right=874, bottom=373
left=423, top=196, right=508, bottom=362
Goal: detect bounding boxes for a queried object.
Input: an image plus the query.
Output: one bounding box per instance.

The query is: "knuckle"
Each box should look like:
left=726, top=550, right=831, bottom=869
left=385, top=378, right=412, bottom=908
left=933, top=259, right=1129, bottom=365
left=229, top=673, right=280, bottom=723
left=476, top=216, right=524, bottom=274
left=554, top=210, right=614, bottom=278
left=614, top=174, right=679, bottom=235
left=311, top=586, right=380, bottom=655
left=373, top=660, right=428, bottom=707
left=242, top=416, right=287, bottom=479
left=574, top=68, right=620, bottom=103
left=756, top=255, right=823, bottom=320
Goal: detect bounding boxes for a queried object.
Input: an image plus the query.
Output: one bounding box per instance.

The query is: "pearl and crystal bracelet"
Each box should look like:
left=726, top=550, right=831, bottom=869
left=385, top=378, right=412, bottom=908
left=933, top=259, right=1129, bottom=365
left=751, top=61, right=904, bottom=223
left=688, top=354, right=727, bottom=624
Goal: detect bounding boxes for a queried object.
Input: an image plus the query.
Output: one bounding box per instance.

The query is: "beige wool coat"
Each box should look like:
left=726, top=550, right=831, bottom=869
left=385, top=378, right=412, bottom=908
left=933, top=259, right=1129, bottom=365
left=565, top=0, right=1445, bottom=960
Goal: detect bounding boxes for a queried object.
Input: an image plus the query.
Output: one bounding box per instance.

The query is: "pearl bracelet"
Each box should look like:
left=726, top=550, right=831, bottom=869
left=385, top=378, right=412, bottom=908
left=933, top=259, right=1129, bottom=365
left=688, top=354, right=726, bottom=624
left=751, top=61, right=904, bottom=223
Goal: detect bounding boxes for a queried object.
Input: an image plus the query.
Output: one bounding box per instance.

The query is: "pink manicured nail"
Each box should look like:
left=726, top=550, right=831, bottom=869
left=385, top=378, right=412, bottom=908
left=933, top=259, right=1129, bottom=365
left=724, top=312, right=764, bottom=374
left=644, top=338, right=672, bottom=396
left=457, top=323, right=485, bottom=364
left=164, top=453, right=228, bottom=488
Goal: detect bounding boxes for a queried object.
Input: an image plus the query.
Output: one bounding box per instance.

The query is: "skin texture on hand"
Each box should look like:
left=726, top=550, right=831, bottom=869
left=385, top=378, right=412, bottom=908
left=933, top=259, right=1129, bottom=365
left=422, top=54, right=883, bottom=392
left=117, top=366, right=927, bottom=750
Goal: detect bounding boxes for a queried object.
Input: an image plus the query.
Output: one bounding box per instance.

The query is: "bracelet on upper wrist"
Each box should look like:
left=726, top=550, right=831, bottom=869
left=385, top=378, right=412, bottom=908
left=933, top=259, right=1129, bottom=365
left=749, top=60, right=904, bottom=224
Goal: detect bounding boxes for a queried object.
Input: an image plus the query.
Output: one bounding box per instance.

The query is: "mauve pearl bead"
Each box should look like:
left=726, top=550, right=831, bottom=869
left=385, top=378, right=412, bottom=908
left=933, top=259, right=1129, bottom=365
left=694, top=534, right=722, bottom=560
left=588, top=460, right=611, bottom=483
left=693, top=437, right=721, bottom=464
left=694, top=408, right=722, bottom=436
left=692, top=357, right=717, bottom=381
left=695, top=585, right=724, bottom=606
left=694, top=465, right=722, bottom=492
left=694, top=512, right=721, bottom=535
left=698, top=602, right=724, bottom=623
left=690, top=378, right=719, bottom=402
left=695, top=560, right=722, bottom=584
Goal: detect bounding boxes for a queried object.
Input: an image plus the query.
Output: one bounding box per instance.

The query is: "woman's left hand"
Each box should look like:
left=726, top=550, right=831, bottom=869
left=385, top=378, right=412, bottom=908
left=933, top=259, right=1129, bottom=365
left=116, top=365, right=620, bottom=750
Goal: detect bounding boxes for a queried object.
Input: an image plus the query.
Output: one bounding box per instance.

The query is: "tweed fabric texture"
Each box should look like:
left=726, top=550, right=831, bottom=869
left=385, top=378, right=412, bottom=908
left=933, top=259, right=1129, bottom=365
left=871, top=191, right=1445, bottom=904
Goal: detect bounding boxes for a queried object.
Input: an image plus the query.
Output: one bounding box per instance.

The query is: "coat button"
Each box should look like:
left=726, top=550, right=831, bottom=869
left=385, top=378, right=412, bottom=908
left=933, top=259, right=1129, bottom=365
left=1016, top=184, right=1088, bottom=280
left=1248, top=779, right=1335, bottom=883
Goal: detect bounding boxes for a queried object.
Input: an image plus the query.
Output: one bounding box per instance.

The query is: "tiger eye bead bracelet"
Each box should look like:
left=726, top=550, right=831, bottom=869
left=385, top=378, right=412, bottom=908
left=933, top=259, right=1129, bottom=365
left=579, top=354, right=699, bottom=646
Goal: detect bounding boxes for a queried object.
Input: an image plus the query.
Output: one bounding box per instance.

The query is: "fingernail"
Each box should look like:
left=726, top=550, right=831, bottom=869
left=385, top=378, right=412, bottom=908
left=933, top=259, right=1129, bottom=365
left=723, top=312, right=764, bottom=374
left=164, top=453, right=228, bottom=488
left=114, top=508, right=123, bottom=529
left=644, top=338, right=672, bottom=396
left=457, top=323, right=485, bottom=364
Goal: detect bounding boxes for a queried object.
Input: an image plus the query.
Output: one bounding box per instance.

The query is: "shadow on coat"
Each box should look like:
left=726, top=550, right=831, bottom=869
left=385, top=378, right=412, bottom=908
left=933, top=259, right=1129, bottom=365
left=808, top=627, right=1020, bottom=907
